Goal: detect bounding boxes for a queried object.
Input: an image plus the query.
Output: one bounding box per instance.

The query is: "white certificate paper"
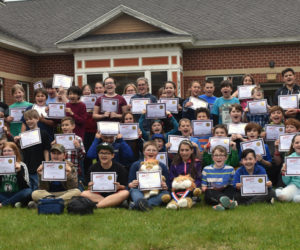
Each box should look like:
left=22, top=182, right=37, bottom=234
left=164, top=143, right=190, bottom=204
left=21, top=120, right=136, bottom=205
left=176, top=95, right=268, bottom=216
left=286, top=157, right=300, bottom=176
left=189, top=96, right=208, bottom=110
left=97, top=122, right=119, bottom=135
left=192, top=120, right=212, bottom=136
left=240, top=139, right=266, bottom=156
left=0, top=118, right=4, bottom=133
left=32, top=104, right=47, bottom=118
left=156, top=152, right=168, bottom=168
left=42, top=161, right=66, bottom=181
left=9, top=107, right=26, bottom=122
left=137, top=171, right=162, bottom=190
left=55, top=133, right=75, bottom=151
left=131, top=98, right=150, bottom=114
left=241, top=175, right=267, bottom=196
left=48, top=103, right=66, bottom=119
left=119, top=123, right=138, bottom=140
left=168, top=135, right=189, bottom=153
left=20, top=128, right=42, bottom=149
left=33, top=80, right=43, bottom=90
left=52, top=74, right=73, bottom=89
left=265, top=125, right=285, bottom=141
left=279, top=133, right=297, bottom=152
left=228, top=123, right=247, bottom=136
left=209, top=137, right=231, bottom=154
left=91, top=172, right=116, bottom=192
left=238, top=85, right=255, bottom=99
left=122, top=94, right=134, bottom=105
left=146, top=103, right=166, bottom=119
left=80, top=95, right=97, bottom=111
left=0, top=156, right=16, bottom=175
left=159, top=98, right=179, bottom=114
left=247, top=99, right=268, bottom=114
left=101, top=98, right=118, bottom=113
left=278, top=95, right=299, bottom=110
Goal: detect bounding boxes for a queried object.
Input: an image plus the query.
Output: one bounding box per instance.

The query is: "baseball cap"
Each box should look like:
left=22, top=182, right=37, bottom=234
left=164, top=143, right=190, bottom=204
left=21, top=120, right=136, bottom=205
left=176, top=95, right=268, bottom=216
left=50, top=144, right=65, bottom=153
left=96, top=142, right=114, bottom=154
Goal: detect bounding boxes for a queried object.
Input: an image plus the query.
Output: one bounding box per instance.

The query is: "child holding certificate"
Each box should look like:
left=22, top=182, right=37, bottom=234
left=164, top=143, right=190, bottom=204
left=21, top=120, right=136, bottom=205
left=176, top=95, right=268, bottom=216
left=30, top=144, right=81, bottom=207
left=233, top=149, right=275, bottom=205
left=203, top=125, right=239, bottom=168
left=202, top=146, right=236, bottom=211
left=276, top=134, right=300, bottom=202
left=0, top=142, right=31, bottom=208
left=66, top=86, right=87, bottom=140
left=128, top=141, right=170, bottom=211
left=81, top=143, right=129, bottom=208
left=6, top=84, right=32, bottom=137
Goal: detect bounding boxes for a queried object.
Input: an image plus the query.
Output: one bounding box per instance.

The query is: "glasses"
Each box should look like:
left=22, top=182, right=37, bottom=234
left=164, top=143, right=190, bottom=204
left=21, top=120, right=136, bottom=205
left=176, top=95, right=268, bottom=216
left=137, top=83, right=147, bottom=87
left=212, top=154, right=226, bottom=158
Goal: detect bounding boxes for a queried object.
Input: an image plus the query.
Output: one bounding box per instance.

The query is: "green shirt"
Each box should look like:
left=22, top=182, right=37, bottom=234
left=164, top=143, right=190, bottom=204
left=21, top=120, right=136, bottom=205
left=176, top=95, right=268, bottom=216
left=9, top=101, right=32, bottom=137
left=203, top=149, right=240, bottom=168
left=0, top=174, right=19, bottom=192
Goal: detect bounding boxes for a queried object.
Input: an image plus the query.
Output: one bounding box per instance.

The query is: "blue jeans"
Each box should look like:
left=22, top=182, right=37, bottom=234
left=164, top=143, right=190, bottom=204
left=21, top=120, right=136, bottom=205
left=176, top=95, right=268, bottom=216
left=0, top=188, right=32, bottom=206
left=130, top=188, right=169, bottom=207
left=29, top=174, right=38, bottom=191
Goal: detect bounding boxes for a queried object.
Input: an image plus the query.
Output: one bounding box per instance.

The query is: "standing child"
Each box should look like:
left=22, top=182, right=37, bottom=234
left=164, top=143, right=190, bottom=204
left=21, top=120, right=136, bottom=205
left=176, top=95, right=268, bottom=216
left=233, top=149, right=275, bottom=205
left=199, top=80, right=217, bottom=117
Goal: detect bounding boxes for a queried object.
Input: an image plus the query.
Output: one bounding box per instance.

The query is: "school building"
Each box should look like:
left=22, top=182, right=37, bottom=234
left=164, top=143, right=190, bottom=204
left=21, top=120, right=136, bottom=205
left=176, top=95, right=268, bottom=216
left=1, top=0, right=300, bottom=104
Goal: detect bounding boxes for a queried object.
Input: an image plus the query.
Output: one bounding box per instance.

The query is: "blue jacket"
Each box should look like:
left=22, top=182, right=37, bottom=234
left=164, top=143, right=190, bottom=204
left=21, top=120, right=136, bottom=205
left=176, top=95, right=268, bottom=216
left=87, top=137, right=134, bottom=168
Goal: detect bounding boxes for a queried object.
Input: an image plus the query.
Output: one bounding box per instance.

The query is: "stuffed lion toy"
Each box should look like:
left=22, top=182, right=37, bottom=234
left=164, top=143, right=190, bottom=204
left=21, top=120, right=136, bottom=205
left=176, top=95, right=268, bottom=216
left=166, top=175, right=201, bottom=209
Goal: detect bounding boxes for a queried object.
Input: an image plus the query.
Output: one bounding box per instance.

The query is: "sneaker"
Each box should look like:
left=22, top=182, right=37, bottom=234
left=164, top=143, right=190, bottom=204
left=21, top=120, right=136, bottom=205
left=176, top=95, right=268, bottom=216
left=270, top=197, right=275, bottom=204
left=128, top=201, right=135, bottom=210
left=28, top=201, right=37, bottom=209
left=137, top=199, right=152, bottom=212
left=14, top=202, right=22, bottom=208
left=213, top=204, right=225, bottom=211
left=228, top=200, right=238, bottom=209
left=219, top=196, right=231, bottom=208
left=120, top=200, right=129, bottom=209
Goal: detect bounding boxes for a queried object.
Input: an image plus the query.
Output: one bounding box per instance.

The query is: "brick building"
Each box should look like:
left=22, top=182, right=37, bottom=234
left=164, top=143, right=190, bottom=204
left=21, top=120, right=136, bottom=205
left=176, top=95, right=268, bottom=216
left=1, top=0, right=300, bottom=104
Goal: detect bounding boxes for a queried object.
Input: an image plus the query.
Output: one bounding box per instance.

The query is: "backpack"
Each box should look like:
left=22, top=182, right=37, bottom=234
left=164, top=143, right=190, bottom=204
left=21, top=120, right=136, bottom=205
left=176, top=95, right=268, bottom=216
left=38, top=196, right=65, bottom=215
left=67, top=196, right=97, bottom=215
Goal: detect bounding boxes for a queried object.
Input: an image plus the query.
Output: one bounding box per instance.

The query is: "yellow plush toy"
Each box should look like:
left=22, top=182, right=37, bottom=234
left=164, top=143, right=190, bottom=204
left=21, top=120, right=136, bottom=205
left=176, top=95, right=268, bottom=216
left=166, top=175, right=201, bottom=209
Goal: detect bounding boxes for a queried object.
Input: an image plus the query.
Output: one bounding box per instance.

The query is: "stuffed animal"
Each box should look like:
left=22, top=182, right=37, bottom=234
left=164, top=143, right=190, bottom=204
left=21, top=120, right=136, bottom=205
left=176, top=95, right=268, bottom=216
left=139, top=159, right=165, bottom=199
left=166, top=175, right=201, bottom=209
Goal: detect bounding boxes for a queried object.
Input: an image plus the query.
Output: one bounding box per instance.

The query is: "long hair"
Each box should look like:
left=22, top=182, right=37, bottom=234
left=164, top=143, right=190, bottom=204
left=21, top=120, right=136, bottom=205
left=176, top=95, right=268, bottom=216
left=288, top=134, right=300, bottom=155
left=2, top=142, right=22, bottom=162
left=171, top=140, right=197, bottom=180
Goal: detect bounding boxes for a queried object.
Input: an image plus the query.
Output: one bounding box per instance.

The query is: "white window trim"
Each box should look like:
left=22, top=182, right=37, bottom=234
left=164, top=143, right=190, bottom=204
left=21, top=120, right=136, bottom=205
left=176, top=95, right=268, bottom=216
left=0, top=78, right=3, bottom=102
left=18, top=81, right=30, bottom=102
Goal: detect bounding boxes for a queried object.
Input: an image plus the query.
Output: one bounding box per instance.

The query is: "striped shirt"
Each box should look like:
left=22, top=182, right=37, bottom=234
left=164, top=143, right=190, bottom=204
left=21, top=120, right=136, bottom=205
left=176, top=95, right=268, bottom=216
left=202, top=164, right=235, bottom=188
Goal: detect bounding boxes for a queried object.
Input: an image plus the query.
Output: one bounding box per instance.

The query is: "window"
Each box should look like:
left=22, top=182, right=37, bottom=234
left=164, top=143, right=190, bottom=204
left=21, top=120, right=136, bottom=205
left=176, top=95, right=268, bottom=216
left=86, top=74, right=103, bottom=91
left=206, top=75, right=243, bottom=97
left=151, top=71, right=168, bottom=98
left=18, top=81, right=30, bottom=102
left=109, top=72, right=143, bottom=94
left=260, top=82, right=283, bottom=106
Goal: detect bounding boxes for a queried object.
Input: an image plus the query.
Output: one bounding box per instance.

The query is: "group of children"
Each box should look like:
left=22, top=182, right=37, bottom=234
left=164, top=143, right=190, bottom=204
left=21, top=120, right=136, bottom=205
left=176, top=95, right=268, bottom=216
left=0, top=67, right=299, bottom=212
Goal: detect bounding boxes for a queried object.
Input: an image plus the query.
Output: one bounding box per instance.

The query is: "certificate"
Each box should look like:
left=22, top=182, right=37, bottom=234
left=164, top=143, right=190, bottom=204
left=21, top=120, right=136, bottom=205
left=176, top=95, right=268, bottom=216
left=9, top=107, right=26, bottom=122
left=42, top=161, right=66, bottom=181
left=228, top=123, right=247, bottom=136
left=159, top=98, right=179, bottom=114
left=119, top=123, right=138, bottom=140
left=48, top=103, right=66, bottom=119
left=0, top=118, right=4, bottom=133
left=91, top=172, right=116, bottom=192
left=146, top=103, right=166, bottom=119
left=265, top=125, right=285, bottom=141
left=0, top=156, right=16, bottom=175
left=52, top=74, right=73, bottom=89
left=97, top=122, right=119, bottom=135
left=285, top=157, right=300, bottom=176
left=156, top=152, right=168, bottom=168
left=55, top=133, right=75, bottom=151
left=101, top=98, right=118, bottom=113
left=247, top=99, right=268, bottom=114
left=241, top=175, right=267, bottom=196
left=192, top=120, right=212, bottom=136
left=20, top=128, right=42, bottom=149
left=238, top=85, right=255, bottom=99
left=33, top=80, right=43, bottom=90
left=131, top=98, right=150, bottom=114
left=279, top=133, right=297, bottom=152
left=168, top=135, right=189, bottom=153
left=137, top=171, right=162, bottom=191
left=32, top=104, right=47, bottom=118
left=240, top=139, right=266, bottom=156
left=209, top=137, right=231, bottom=154
left=278, top=95, right=299, bottom=110
left=122, top=94, right=134, bottom=105
left=189, top=96, right=208, bottom=110
left=80, top=95, right=97, bottom=111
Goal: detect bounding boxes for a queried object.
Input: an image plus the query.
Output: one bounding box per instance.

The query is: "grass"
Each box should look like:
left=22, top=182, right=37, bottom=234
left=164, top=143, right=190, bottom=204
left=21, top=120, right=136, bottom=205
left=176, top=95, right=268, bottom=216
left=1, top=201, right=300, bottom=250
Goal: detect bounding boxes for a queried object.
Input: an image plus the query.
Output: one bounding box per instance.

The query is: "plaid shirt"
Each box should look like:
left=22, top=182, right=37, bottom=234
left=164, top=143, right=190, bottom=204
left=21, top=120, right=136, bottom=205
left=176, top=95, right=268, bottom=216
left=65, top=135, right=85, bottom=171
left=246, top=113, right=269, bottom=129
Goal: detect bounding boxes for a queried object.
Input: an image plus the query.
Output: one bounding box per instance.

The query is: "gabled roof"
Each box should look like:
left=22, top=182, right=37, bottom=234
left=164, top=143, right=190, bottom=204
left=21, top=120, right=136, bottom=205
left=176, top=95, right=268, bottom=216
left=1, top=0, right=300, bottom=54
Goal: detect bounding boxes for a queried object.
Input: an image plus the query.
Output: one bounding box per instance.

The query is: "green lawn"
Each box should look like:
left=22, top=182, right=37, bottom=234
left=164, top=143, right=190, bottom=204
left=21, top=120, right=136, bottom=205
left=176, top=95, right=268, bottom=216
left=1, top=202, right=299, bottom=250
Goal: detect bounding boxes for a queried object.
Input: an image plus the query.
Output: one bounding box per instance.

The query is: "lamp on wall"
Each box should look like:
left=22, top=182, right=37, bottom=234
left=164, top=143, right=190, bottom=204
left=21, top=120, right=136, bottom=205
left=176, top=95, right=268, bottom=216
left=269, top=60, right=275, bottom=68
